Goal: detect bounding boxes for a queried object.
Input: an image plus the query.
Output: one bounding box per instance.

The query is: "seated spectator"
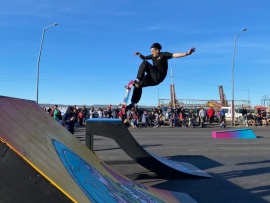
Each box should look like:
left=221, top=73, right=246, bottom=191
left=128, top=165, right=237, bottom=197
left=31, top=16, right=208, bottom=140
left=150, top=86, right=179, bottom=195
left=153, top=112, right=160, bottom=128
left=266, top=112, right=270, bottom=125
left=130, top=112, right=138, bottom=128
left=141, top=111, right=150, bottom=127
left=149, top=111, right=156, bottom=127
left=169, top=112, right=175, bottom=127
left=255, top=113, right=263, bottom=126
left=247, top=113, right=255, bottom=126
left=152, top=107, right=157, bottom=114
left=156, top=106, right=163, bottom=114
left=158, top=114, right=165, bottom=127
left=178, top=111, right=186, bottom=127
left=260, top=112, right=267, bottom=126
left=220, top=120, right=226, bottom=128
left=123, top=118, right=130, bottom=127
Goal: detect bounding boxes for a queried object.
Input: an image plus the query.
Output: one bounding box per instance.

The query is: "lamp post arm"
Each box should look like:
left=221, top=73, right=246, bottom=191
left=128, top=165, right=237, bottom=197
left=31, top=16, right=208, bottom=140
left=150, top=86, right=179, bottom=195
left=44, top=23, right=58, bottom=30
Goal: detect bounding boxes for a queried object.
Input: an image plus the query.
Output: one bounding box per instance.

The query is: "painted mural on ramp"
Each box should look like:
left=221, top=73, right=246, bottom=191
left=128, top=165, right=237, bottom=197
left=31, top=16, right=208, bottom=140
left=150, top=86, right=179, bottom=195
left=0, top=96, right=193, bottom=203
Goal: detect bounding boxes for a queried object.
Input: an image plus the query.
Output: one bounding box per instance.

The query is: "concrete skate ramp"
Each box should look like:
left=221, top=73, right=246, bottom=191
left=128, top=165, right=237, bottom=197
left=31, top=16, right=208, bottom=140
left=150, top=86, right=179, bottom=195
left=0, top=96, right=189, bottom=203
left=86, top=118, right=211, bottom=178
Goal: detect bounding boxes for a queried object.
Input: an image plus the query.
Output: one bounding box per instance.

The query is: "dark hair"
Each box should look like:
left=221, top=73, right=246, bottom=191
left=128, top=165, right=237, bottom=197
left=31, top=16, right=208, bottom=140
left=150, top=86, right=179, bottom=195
left=66, top=106, right=73, bottom=114
left=151, top=43, right=162, bottom=51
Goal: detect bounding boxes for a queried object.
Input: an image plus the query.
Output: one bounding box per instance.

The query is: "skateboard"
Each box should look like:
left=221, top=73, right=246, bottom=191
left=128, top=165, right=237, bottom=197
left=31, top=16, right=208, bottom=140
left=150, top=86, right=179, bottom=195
left=123, top=80, right=134, bottom=106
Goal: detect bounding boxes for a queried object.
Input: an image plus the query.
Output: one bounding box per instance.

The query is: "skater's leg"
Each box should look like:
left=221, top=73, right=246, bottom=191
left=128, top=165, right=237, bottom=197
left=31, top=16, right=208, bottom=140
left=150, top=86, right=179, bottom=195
left=131, top=73, right=161, bottom=104
left=128, top=61, right=165, bottom=107
left=136, top=61, right=162, bottom=87
left=130, top=61, right=156, bottom=105
left=131, top=86, right=142, bottom=104
left=136, top=61, right=152, bottom=81
left=125, top=87, right=142, bottom=112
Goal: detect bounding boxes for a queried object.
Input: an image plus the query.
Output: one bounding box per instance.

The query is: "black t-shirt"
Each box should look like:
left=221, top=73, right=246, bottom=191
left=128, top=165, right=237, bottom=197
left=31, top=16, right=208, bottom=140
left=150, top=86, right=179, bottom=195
left=145, top=52, right=173, bottom=72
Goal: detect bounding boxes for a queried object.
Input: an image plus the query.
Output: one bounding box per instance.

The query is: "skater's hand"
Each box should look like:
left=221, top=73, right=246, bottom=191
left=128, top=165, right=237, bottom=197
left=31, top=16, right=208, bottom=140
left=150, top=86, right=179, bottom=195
left=187, top=47, right=196, bottom=55
left=135, top=52, right=146, bottom=60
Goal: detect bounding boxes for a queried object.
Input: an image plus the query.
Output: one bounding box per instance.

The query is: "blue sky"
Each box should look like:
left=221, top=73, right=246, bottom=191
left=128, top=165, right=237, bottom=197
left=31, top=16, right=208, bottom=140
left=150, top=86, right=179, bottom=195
left=1, top=1, right=270, bottom=107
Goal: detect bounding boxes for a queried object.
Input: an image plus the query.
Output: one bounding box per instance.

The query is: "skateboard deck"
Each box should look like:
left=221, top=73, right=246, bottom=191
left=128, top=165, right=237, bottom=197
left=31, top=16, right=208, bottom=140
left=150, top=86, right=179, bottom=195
left=123, top=80, right=134, bottom=106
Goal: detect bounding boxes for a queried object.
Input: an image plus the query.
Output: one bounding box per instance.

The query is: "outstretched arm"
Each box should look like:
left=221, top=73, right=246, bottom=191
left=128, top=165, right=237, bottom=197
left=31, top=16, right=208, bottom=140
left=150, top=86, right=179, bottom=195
left=172, top=47, right=196, bottom=58
left=134, top=52, right=146, bottom=60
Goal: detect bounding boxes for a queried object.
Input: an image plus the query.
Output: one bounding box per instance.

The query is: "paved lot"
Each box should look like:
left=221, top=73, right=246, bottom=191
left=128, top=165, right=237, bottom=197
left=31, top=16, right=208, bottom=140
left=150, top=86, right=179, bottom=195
left=75, top=125, right=270, bottom=203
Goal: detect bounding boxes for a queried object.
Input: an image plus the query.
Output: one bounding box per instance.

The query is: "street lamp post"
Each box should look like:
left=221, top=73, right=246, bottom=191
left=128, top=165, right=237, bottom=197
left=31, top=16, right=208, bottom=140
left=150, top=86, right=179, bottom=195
left=231, top=28, right=247, bottom=126
left=36, top=23, right=58, bottom=104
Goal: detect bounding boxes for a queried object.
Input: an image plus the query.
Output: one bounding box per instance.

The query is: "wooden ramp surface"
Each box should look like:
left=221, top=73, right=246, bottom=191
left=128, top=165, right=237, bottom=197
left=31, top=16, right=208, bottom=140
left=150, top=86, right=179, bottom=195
left=0, top=96, right=191, bottom=203
left=86, top=118, right=211, bottom=178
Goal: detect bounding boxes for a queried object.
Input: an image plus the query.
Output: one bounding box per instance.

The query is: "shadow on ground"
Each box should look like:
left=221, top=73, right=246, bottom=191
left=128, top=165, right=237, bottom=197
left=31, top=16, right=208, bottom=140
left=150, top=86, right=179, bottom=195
left=105, top=155, right=270, bottom=203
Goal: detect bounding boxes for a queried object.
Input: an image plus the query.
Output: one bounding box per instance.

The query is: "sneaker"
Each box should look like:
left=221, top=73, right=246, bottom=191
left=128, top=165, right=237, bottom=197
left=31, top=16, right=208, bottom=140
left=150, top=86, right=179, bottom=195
left=125, top=103, right=134, bottom=112
left=133, top=80, right=140, bottom=88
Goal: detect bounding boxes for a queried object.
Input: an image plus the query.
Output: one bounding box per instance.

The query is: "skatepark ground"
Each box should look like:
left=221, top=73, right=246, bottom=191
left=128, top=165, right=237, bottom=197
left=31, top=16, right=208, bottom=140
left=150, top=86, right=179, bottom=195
left=75, top=125, right=270, bottom=203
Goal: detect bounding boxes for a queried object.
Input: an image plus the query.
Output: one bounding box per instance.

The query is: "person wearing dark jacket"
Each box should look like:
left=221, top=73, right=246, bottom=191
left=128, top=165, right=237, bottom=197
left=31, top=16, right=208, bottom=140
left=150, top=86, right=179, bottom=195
left=64, top=106, right=76, bottom=134
left=149, top=111, right=156, bottom=127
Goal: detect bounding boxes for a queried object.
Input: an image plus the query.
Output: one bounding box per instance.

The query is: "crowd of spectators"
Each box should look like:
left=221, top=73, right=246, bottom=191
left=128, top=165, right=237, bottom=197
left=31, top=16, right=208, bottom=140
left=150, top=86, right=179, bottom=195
left=242, top=108, right=270, bottom=127
left=42, top=104, right=270, bottom=135
left=166, top=106, right=219, bottom=128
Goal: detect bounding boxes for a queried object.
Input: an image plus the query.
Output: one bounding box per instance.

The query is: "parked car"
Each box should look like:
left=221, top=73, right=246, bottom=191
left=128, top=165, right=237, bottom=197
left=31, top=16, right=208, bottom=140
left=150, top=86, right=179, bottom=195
left=220, top=107, right=242, bottom=124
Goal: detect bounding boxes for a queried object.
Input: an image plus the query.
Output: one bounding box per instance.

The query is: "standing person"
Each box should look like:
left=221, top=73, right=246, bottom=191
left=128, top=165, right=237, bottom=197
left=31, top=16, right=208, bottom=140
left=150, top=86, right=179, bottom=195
left=97, top=108, right=103, bottom=118
left=50, top=105, right=61, bottom=122
left=64, top=106, right=76, bottom=134
left=119, top=105, right=126, bottom=121
left=188, top=109, right=195, bottom=128
left=89, top=107, right=95, bottom=118
left=47, top=106, right=52, bottom=114
left=220, top=108, right=225, bottom=122
left=125, top=43, right=195, bottom=111
left=242, top=107, right=248, bottom=126
left=199, top=107, right=206, bottom=127
left=112, top=109, right=118, bottom=118
left=207, top=107, right=215, bottom=127
left=107, top=106, right=112, bottom=118
left=81, top=105, right=88, bottom=124
left=72, top=105, right=79, bottom=127
left=77, top=109, right=83, bottom=126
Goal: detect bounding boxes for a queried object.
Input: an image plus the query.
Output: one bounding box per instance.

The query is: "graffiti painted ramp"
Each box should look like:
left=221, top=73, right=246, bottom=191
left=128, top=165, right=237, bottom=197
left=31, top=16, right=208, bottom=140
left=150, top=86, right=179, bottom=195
left=0, top=96, right=194, bottom=203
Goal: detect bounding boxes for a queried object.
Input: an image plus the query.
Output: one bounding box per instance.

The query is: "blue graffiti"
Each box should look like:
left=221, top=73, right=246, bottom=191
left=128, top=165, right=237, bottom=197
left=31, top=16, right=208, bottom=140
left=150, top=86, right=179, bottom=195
left=52, top=139, right=165, bottom=203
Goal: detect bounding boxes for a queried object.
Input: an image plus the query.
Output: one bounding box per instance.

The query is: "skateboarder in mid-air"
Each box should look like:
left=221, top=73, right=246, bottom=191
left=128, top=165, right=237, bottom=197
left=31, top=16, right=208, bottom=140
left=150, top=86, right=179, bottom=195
left=125, top=42, right=196, bottom=111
